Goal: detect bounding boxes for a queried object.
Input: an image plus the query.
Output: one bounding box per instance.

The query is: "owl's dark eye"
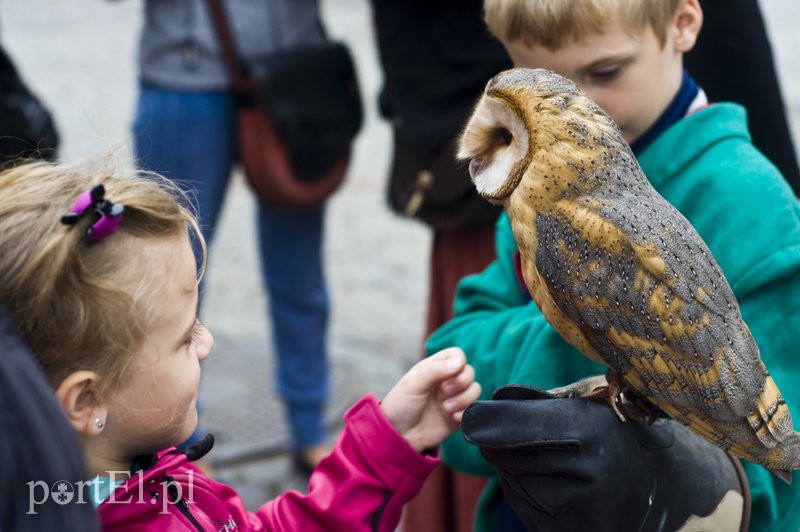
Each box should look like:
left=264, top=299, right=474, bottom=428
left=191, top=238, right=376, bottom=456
left=495, top=127, right=513, bottom=146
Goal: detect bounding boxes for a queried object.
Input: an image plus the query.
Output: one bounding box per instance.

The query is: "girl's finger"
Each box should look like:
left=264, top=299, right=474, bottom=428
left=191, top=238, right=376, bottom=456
left=405, top=348, right=467, bottom=395
left=443, top=381, right=482, bottom=415
left=440, top=363, right=476, bottom=397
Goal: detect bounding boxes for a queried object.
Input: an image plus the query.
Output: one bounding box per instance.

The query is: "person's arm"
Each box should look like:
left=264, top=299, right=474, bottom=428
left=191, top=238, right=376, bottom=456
left=254, top=394, right=438, bottom=532
left=426, top=214, right=605, bottom=476
left=252, top=349, right=480, bottom=532
left=453, top=185, right=800, bottom=530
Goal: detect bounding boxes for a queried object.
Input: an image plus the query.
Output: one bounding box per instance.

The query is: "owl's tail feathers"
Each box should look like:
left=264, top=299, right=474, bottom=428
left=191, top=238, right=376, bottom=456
left=771, top=469, right=792, bottom=484
left=746, top=373, right=793, bottom=448
left=746, top=373, right=800, bottom=484
left=767, top=431, right=800, bottom=484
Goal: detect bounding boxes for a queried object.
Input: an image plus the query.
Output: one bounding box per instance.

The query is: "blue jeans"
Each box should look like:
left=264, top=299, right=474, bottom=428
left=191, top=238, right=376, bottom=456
left=133, top=83, right=329, bottom=451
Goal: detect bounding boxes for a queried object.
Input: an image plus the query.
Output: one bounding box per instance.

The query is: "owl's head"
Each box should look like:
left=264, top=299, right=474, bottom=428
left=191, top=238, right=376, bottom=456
left=459, top=68, right=615, bottom=202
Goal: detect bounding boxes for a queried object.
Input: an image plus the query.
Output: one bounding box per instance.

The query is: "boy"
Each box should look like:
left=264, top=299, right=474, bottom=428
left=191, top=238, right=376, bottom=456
left=428, top=0, right=800, bottom=530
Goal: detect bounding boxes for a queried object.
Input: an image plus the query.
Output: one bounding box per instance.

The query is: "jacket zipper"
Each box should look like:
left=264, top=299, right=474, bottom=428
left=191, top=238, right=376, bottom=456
left=166, top=474, right=204, bottom=531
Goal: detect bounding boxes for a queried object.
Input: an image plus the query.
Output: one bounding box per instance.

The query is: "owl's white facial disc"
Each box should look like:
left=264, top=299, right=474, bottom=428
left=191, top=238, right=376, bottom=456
left=459, top=96, right=529, bottom=199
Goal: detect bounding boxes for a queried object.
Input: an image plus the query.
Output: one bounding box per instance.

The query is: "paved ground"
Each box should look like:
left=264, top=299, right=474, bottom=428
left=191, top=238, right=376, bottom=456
left=3, top=0, right=800, bottom=511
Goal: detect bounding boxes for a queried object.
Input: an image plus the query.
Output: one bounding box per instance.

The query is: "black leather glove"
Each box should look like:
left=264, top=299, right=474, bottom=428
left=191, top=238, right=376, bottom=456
left=461, top=385, right=750, bottom=532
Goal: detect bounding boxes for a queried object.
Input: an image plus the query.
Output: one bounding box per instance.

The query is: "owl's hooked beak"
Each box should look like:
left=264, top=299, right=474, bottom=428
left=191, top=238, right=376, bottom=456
left=465, top=154, right=503, bottom=204
left=468, top=157, right=489, bottom=181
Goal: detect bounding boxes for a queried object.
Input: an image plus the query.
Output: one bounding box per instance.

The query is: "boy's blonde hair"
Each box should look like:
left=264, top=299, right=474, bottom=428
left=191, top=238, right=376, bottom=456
left=0, top=159, right=205, bottom=397
left=485, top=0, right=682, bottom=50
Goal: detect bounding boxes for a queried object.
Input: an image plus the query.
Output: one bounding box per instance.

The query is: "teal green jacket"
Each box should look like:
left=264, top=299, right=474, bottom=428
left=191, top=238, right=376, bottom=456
left=427, top=104, right=800, bottom=531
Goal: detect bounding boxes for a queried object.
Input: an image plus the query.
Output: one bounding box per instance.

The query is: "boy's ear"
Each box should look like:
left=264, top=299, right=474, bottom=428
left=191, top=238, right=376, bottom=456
left=55, top=370, right=109, bottom=436
left=673, top=0, right=703, bottom=52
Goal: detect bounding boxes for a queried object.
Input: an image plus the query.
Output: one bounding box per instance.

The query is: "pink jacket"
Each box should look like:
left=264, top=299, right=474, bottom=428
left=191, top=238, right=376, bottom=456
left=97, top=394, right=439, bottom=531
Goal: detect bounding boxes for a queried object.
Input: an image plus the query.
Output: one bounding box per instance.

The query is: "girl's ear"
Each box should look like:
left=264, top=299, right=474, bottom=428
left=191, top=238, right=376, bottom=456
left=55, top=370, right=108, bottom=436
left=673, top=0, right=703, bottom=53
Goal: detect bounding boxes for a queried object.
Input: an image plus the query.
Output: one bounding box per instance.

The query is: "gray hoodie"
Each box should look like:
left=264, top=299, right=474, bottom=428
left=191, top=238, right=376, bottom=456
left=138, top=0, right=326, bottom=90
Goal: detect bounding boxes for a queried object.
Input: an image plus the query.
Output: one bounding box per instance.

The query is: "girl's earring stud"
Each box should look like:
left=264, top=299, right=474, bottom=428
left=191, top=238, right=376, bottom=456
left=95, top=418, right=105, bottom=430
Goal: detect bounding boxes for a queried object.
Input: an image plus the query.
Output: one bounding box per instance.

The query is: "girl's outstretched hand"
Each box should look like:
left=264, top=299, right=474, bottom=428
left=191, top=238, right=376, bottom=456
left=381, top=348, right=481, bottom=453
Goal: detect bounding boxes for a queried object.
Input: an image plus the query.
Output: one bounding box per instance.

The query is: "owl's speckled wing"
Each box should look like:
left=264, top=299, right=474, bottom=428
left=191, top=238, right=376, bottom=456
left=531, top=182, right=781, bottom=452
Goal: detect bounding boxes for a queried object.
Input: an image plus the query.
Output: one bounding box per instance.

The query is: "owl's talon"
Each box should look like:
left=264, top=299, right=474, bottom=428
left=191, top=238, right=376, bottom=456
left=574, top=382, right=628, bottom=421
left=621, top=393, right=661, bottom=425
left=608, top=381, right=627, bottom=422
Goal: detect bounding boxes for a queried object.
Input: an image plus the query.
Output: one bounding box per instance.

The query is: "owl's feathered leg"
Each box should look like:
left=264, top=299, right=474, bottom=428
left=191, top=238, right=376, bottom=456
left=559, top=370, right=626, bottom=421
left=549, top=371, right=660, bottom=423
left=547, top=374, right=608, bottom=398
left=547, top=373, right=627, bottom=421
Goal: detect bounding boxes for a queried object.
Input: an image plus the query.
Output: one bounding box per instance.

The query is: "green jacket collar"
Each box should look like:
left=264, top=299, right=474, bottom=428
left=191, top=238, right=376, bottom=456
left=637, top=103, right=751, bottom=190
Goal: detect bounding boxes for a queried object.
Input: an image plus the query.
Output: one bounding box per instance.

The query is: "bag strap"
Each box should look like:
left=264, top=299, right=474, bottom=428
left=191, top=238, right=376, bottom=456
left=205, top=0, right=254, bottom=99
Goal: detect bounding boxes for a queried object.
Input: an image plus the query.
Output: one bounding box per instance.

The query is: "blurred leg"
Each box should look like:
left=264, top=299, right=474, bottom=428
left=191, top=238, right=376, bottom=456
left=132, top=83, right=235, bottom=249
left=257, top=203, right=329, bottom=452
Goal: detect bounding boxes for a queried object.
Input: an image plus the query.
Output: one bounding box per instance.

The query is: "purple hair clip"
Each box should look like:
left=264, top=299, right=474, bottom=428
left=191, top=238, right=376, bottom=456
left=60, top=184, right=125, bottom=240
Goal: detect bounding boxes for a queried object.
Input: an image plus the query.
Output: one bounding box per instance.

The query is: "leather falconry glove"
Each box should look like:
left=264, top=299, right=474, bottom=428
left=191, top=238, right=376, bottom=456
left=461, top=384, right=751, bottom=532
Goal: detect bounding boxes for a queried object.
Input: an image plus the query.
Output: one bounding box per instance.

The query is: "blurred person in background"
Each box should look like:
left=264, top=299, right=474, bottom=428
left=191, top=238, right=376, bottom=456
left=686, top=0, right=800, bottom=195
left=370, top=1, right=509, bottom=530
left=128, top=0, right=332, bottom=473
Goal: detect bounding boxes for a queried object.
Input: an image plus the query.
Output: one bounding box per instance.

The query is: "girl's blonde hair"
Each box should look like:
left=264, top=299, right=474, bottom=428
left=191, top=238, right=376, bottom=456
left=0, top=159, right=205, bottom=396
left=484, top=0, right=682, bottom=50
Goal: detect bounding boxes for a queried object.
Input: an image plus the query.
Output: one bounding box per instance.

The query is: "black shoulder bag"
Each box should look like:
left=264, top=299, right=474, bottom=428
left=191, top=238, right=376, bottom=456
left=206, top=0, right=363, bottom=209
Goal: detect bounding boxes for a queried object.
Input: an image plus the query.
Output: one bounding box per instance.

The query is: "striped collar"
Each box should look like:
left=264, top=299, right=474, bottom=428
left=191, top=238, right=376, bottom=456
left=630, top=70, right=706, bottom=156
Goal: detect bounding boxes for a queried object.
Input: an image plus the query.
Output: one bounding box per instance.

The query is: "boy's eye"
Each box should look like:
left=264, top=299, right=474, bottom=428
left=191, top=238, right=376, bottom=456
left=588, top=66, right=621, bottom=82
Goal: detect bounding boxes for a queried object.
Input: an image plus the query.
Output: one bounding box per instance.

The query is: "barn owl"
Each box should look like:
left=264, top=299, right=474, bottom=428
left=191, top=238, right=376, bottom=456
left=458, top=67, right=800, bottom=481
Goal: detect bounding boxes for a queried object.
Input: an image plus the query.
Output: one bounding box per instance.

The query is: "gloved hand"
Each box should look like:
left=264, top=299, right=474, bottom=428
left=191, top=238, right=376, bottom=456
left=461, top=385, right=751, bottom=532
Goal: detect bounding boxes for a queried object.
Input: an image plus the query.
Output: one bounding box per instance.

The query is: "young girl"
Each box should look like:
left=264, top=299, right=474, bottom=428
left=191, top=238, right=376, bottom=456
left=0, top=160, right=481, bottom=531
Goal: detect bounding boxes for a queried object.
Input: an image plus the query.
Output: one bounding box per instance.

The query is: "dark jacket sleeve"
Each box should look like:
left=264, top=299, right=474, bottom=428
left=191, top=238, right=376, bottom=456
left=0, top=307, right=99, bottom=531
